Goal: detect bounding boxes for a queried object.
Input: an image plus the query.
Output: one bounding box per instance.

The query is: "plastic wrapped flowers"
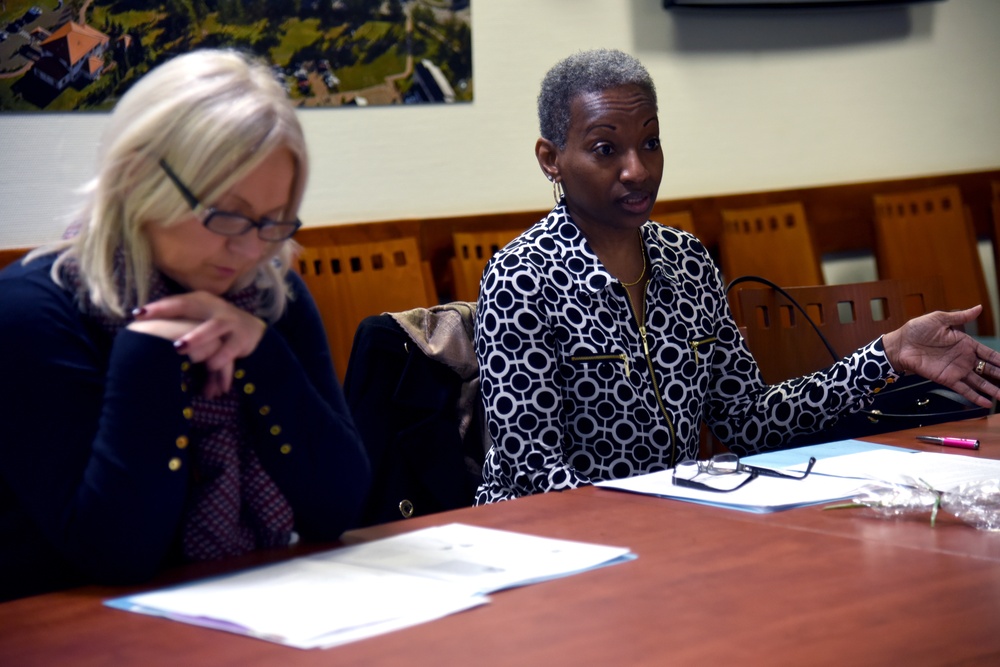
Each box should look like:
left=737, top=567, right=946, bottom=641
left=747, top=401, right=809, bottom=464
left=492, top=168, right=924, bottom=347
left=825, top=477, right=1000, bottom=531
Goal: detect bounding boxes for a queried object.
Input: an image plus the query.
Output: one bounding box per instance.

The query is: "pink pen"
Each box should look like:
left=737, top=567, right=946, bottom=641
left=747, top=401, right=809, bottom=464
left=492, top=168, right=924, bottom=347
left=916, top=436, right=980, bottom=450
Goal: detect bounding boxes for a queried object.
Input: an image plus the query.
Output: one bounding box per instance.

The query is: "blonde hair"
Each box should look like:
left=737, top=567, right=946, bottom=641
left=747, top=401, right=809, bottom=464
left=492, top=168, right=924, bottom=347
left=35, top=48, right=308, bottom=320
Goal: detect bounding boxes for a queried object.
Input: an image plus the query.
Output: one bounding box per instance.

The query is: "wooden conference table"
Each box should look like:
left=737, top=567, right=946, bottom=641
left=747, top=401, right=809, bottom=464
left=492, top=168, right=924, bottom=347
left=3, top=418, right=1000, bottom=666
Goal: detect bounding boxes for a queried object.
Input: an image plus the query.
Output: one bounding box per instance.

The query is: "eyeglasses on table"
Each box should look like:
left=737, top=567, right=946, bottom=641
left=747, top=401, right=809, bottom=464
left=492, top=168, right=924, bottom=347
left=672, top=453, right=817, bottom=493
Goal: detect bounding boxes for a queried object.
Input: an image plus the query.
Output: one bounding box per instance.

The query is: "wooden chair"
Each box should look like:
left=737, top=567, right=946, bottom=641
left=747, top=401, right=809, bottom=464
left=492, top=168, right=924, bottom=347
left=738, top=277, right=945, bottom=384
left=873, top=185, right=994, bottom=335
left=448, top=211, right=700, bottom=304
left=719, top=202, right=824, bottom=288
left=719, top=202, right=824, bottom=328
left=657, top=210, right=696, bottom=235
left=450, top=228, right=523, bottom=302
left=296, top=237, right=438, bottom=382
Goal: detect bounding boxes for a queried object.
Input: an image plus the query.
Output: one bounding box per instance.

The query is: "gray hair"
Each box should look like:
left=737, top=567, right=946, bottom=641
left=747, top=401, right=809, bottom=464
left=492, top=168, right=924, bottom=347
left=537, top=49, right=657, bottom=150
left=40, top=48, right=308, bottom=320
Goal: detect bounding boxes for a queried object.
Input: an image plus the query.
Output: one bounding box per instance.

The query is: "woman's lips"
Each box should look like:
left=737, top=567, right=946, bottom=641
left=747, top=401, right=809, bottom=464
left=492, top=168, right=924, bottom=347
left=619, top=192, right=651, bottom=214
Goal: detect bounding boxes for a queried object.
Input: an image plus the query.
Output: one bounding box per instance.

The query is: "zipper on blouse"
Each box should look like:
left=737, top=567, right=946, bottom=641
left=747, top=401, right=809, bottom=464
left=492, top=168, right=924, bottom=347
left=690, top=336, right=717, bottom=364
left=570, top=353, right=630, bottom=377
left=621, top=286, right=678, bottom=469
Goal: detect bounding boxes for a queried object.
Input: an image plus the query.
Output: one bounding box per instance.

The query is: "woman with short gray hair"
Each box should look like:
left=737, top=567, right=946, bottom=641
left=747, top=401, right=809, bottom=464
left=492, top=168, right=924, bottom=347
left=474, top=48, right=1000, bottom=504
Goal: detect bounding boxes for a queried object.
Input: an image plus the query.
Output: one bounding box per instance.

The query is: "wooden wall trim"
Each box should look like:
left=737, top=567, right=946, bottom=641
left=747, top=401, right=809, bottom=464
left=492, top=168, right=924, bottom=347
left=6, top=168, right=996, bottom=300
left=295, top=167, right=1000, bottom=300
left=0, top=247, right=31, bottom=271
left=654, top=168, right=1000, bottom=256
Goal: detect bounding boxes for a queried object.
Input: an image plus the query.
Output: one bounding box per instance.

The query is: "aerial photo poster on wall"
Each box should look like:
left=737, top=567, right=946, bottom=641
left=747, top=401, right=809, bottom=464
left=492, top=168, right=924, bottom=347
left=0, top=0, right=472, bottom=112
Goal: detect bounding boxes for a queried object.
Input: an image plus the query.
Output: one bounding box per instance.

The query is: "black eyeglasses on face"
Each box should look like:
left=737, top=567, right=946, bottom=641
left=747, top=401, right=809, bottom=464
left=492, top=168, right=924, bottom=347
left=158, top=159, right=301, bottom=242
left=672, top=453, right=816, bottom=494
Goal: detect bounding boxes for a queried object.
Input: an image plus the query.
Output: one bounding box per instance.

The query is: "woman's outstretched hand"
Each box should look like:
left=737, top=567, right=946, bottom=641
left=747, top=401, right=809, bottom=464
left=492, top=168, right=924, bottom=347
left=127, top=292, right=266, bottom=398
left=882, top=305, right=1000, bottom=409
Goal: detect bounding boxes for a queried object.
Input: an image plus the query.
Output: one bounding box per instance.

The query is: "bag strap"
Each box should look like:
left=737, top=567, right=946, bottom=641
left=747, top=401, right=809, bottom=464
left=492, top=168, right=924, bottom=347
left=726, top=275, right=840, bottom=363
left=725, top=275, right=988, bottom=423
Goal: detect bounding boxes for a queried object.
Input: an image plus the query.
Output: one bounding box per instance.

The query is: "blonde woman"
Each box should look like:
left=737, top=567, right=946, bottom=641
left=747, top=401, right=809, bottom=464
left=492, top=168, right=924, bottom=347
left=0, top=50, right=370, bottom=600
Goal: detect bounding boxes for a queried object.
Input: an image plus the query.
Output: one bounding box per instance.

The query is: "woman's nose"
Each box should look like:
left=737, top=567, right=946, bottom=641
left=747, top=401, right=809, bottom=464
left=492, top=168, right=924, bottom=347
left=620, top=150, right=649, bottom=183
left=226, top=230, right=268, bottom=260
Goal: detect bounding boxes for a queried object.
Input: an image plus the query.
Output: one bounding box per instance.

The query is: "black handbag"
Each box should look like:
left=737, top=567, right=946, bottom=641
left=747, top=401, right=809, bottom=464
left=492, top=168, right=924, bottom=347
left=785, top=374, right=988, bottom=447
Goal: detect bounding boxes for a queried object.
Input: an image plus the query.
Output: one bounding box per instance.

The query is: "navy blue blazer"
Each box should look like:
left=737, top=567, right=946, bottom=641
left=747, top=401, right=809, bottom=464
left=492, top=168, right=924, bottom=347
left=0, top=254, right=371, bottom=601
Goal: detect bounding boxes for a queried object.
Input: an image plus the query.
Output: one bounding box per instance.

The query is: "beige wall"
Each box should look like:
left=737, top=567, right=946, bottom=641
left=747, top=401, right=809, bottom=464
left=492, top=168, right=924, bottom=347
left=2, top=0, right=999, bottom=250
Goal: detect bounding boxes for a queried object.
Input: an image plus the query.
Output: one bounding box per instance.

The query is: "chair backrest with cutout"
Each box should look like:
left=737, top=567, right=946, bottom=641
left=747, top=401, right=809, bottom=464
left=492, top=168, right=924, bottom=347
left=737, top=277, right=946, bottom=384
left=873, top=185, right=994, bottom=335
left=657, top=210, right=697, bottom=236
left=296, top=237, right=437, bottom=381
left=719, top=202, right=824, bottom=288
left=451, top=228, right=524, bottom=302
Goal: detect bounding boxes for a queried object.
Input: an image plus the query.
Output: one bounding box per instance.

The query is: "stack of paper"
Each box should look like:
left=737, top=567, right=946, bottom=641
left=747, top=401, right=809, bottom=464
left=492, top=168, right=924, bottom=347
left=595, top=466, right=865, bottom=513
left=596, top=439, right=996, bottom=513
left=106, top=523, right=634, bottom=649
left=786, top=448, right=1000, bottom=490
left=595, top=440, right=902, bottom=512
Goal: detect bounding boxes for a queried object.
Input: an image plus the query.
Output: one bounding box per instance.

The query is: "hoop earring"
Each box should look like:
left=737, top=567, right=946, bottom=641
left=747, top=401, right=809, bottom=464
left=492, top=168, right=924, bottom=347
left=552, top=180, right=564, bottom=205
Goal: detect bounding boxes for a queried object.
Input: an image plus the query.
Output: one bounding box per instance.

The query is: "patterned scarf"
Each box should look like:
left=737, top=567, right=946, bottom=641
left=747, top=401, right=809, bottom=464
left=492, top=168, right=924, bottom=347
left=61, top=255, right=294, bottom=561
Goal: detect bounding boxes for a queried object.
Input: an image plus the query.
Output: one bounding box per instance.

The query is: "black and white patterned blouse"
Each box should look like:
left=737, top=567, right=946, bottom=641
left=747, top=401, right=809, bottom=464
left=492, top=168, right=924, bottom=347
left=474, top=202, right=900, bottom=504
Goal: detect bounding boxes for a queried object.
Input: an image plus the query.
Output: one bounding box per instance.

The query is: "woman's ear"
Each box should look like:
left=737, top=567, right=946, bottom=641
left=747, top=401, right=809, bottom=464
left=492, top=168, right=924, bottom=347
left=535, top=138, right=561, bottom=183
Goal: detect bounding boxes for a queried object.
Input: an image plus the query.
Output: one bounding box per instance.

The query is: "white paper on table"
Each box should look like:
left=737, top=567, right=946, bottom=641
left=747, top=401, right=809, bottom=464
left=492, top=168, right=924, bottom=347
left=106, top=523, right=634, bottom=649
left=109, top=559, right=486, bottom=649
left=741, top=439, right=915, bottom=469
left=595, top=468, right=865, bottom=513
left=329, top=522, right=635, bottom=593
left=796, top=449, right=1000, bottom=490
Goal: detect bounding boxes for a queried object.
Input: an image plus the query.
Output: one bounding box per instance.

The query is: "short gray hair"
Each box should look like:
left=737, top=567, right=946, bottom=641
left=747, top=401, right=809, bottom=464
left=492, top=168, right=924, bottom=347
left=45, top=48, right=307, bottom=320
left=538, top=49, right=657, bottom=150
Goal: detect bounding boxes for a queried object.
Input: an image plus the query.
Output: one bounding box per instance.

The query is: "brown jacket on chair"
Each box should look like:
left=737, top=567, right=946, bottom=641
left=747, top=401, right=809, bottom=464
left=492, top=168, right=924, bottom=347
left=343, top=303, right=487, bottom=526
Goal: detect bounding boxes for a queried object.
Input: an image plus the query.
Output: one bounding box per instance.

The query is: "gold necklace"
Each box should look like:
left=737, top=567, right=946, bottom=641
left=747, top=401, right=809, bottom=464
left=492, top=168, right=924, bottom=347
left=619, top=230, right=647, bottom=287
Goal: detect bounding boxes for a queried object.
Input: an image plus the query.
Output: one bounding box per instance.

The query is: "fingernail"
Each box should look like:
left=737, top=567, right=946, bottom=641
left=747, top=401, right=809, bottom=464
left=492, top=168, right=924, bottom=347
left=174, top=340, right=187, bottom=351
left=132, top=307, right=146, bottom=317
